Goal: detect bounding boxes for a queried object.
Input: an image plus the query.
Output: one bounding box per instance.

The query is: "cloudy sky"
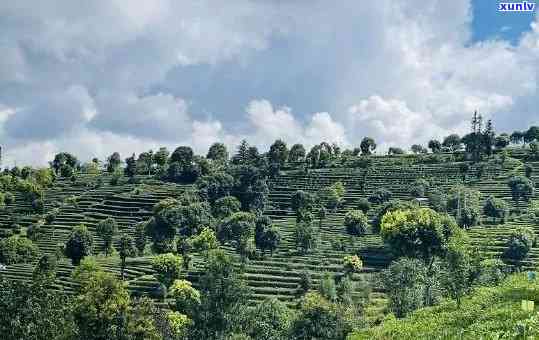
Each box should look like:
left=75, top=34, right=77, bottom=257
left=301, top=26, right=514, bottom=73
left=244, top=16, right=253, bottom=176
left=0, top=1, right=538, bottom=166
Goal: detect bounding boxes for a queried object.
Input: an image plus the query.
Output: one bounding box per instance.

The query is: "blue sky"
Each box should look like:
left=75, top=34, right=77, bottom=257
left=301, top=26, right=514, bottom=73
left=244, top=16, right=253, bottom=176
left=0, top=1, right=537, bottom=166
left=472, top=0, right=537, bottom=43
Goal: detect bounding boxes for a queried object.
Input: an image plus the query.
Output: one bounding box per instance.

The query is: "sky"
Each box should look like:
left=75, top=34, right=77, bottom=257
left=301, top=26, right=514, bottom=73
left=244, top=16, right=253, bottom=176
left=0, top=0, right=537, bottom=167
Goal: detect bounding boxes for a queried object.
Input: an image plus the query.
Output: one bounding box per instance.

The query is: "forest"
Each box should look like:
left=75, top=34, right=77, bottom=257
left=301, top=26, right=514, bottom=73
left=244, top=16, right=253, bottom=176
left=0, top=114, right=539, bottom=339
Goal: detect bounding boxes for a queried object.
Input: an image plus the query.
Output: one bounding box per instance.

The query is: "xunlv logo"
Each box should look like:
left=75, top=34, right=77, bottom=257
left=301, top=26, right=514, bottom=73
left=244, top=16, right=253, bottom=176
left=498, top=2, right=536, bottom=11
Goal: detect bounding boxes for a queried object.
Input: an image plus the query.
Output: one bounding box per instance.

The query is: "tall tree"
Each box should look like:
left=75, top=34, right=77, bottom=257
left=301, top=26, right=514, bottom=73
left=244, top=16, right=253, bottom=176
left=106, top=152, right=122, bottom=173
left=117, top=234, right=137, bottom=280
left=268, top=139, right=289, bottom=168
left=65, top=224, right=93, bottom=265
left=96, top=217, right=118, bottom=256
left=207, top=143, right=229, bottom=163
left=360, top=137, right=376, bottom=155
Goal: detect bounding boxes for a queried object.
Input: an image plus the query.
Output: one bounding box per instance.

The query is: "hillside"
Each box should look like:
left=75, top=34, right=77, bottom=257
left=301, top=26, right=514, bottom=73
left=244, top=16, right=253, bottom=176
left=348, top=272, right=539, bottom=339
left=1, top=150, right=538, bottom=326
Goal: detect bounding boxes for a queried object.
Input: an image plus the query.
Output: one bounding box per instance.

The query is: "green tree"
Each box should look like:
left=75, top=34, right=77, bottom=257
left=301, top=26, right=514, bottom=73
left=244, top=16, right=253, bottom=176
left=169, top=279, right=201, bottom=316
left=503, top=227, right=535, bottom=264
left=268, top=139, right=289, bottom=167
left=380, top=208, right=460, bottom=265
left=243, top=298, right=292, bottom=340
left=154, top=147, right=170, bottom=168
left=124, top=153, right=137, bottom=179
left=65, top=224, right=93, bottom=265
left=96, top=217, right=118, bottom=256
left=440, top=236, right=476, bottom=307
left=32, top=253, right=57, bottom=283
left=428, top=139, right=442, bottom=153
left=442, top=134, right=462, bottom=152
left=508, top=175, right=534, bottom=207
left=217, top=212, right=255, bottom=257
left=295, top=219, right=318, bottom=254
left=170, top=146, right=194, bottom=166
left=207, top=142, right=229, bottom=163
left=106, top=152, right=122, bottom=173
left=152, top=253, right=183, bottom=288
left=73, top=271, right=130, bottom=340
left=0, top=235, right=40, bottom=264
left=117, top=234, right=137, bottom=280
left=483, top=196, right=508, bottom=223
left=254, top=216, right=281, bottom=256
left=196, top=172, right=234, bottom=203
left=192, top=249, right=249, bottom=339
left=380, top=258, right=428, bottom=317
left=212, top=196, right=241, bottom=219
left=357, top=198, right=371, bottom=214
left=289, top=143, right=306, bottom=163
left=360, top=137, right=376, bottom=155
left=134, top=221, right=147, bottom=256
left=291, top=291, right=351, bottom=340
left=343, top=210, right=369, bottom=236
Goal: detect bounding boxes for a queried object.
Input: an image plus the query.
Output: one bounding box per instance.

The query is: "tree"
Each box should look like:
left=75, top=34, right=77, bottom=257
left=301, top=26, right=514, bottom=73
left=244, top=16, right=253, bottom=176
left=291, top=292, right=351, bottom=340
left=428, top=139, right=442, bottom=153
left=207, top=143, right=229, bottom=163
left=380, top=208, right=460, bottom=265
left=96, top=217, right=118, bottom=256
left=290, top=190, right=317, bottom=216
left=170, top=146, right=194, bottom=166
left=446, top=186, right=482, bottom=228
left=189, top=227, right=219, bottom=252
left=154, top=147, right=170, bottom=168
left=0, top=235, right=39, bottom=265
left=360, top=137, right=376, bottom=155
left=357, top=198, right=371, bottom=214
left=524, top=126, right=539, bottom=143
left=0, top=278, right=75, bottom=339
left=212, top=196, right=241, bottom=219
left=440, top=236, right=476, bottom=307
left=503, top=227, right=535, bottom=264
left=169, top=279, right=201, bottom=316
left=380, top=258, right=428, bottom=317
left=318, top=181, right=345, bottom=211
left=343, top=255, right=363, bottom=275
left=152, top=253, right=183, bottom=288
left=442, top=134, right=462, bottom=152
left=343, top=210, right=369, bottom=236
left=217, top=212, right=255, bottom=258
left=255, top=216, right=281, bottom=256
left=495, top=133, right=510, bottom=149
left=388, top=147, right=405, bottom=155
left=508, top=175, right=534, bottom=207
left=268, top=139, right=289, bottom=167
left=117, top=234, right=136, bottom=280
left=510, top=130, right=524, bottom=144
left=192, top=249, right=249, bottom=339
left=51, top=152, right=78, bottom=175
left=295, top=220, right=318, bottom=254
left=106, top=152, right=122, bottom=173
left=483, top=196, right=508, bottom=223
left=134, top=222, right=147, bottom=256
left=124, top=153, right=137, bottom=178
left=196, top=172, right=234, bottom=203
left=64, top=224, right=93, bottom=265
left=136, top=150, right=154, bottom=175
left=73, top=271, right=130, bottom=340
left=243, top=298, right=292, bottom=340
left=289, top=144, right=306, bottom=163
left=368, top=188, right=392, bottom=204
left=33, top=253, right=58, bottom=283
left=411, top=144, right=427, bottom=154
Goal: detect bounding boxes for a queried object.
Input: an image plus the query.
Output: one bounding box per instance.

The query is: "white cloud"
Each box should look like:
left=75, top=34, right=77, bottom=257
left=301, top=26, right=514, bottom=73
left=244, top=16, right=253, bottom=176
left=0, top=1, right=537, bottom=165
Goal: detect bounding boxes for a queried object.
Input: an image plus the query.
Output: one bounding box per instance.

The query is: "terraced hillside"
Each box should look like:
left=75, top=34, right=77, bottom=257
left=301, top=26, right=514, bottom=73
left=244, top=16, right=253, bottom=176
left=1, top=155, right=538, bottom=322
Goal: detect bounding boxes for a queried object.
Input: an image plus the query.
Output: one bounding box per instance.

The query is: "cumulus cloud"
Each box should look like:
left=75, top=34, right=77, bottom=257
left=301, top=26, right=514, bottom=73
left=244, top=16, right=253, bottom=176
left=0, top=1, right=537, bottom=165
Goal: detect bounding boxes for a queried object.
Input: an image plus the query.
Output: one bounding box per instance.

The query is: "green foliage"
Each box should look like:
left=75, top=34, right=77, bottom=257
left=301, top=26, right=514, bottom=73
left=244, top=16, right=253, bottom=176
left=295, top=219, right=318, bottom=254
left=343, top=255, right=363, bottom=275
left=117, top=234, right=137, bottom=280
left=343, top=210, right=369, bottom=236
left=33, top=253, right=58, bottom=283
left=289, top=143, right=306, bottom=163
left=503, top=226, right=536, bottom=263
left=360, top=137, right=376, bottom=155
left=268, top=139, right=289, bottom=167
left=169, top=279, right=201, bottom=315
left=207, top=142, right=229, bottom=163
left=483, top=195, right=508, bottom=223
left=349, top=273, right=539, bottom=339
left=242, top=298, right=292, bottom=340
left=65, top=224, right=93, bottom=266
left=152, top=253, right=183, bottom=288
left=96, top=217, right=118, bottom=256
left=254, top=215, right=280, bottom=256
left=291, top=291, right=353, bottom=340
left=213, top=196, right=241, bottom=219
left=508, top=175, right=534, bottom=204
left=0, top=235, right=40, bottom=265
left=446, top=186, right=482, bottom=228
left=134, top=221, right=147, bottom=256
left=196, top=171, right=234, bottom=203
left=368, top=188, right=392, bottom=204
left=356, top=197, right=371, bottom=214
left=189, top=227, right=219, bottom=252
left=0, top=278, right=75, bottom=339
left=291, top=190, right=317, bottom=215
left=380, top=208, right=460, bottom=263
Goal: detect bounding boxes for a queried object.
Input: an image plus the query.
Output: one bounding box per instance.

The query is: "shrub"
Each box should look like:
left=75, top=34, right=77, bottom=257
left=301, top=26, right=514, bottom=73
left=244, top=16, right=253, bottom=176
left=152, top=253, right=183, bottom=288
left=3, top=192, right=14, bottom=205
left=343, top=255, right=363, bottom=275
left=503, top=227, right=535, bottom=263
left=343, top=210, right=369, bottom=236
left=356, top=198, right=371, bottom=214
left=368, top=188, right=392, bottom=204
left=0, top=235, right=40, bottom=264
left=31, top=198, right=44, bottom=213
